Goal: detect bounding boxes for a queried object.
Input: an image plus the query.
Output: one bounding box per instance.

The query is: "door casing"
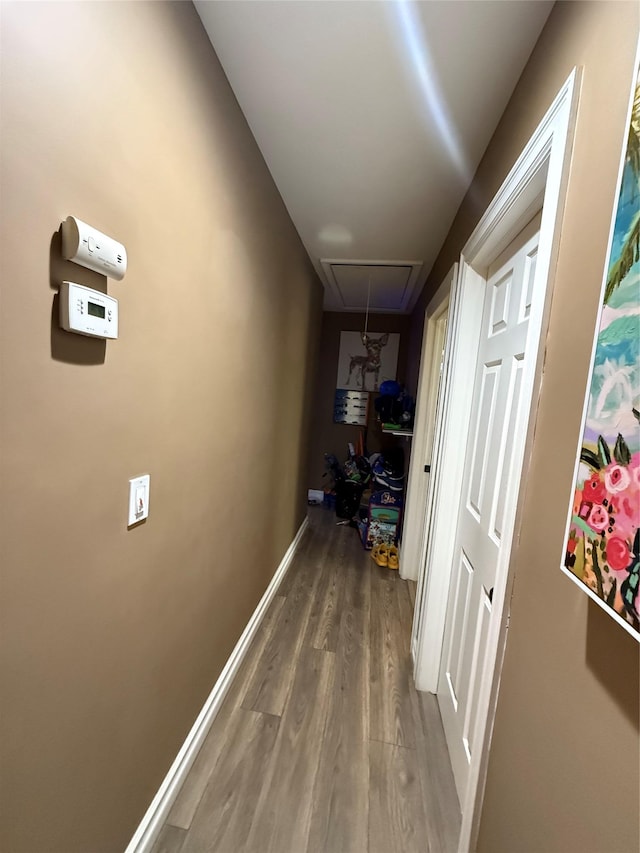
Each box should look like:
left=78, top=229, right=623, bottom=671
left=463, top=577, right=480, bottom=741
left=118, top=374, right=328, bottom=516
left=401, top=265, right=456, bottom=586
left=410, top=68, right=580, bottom=853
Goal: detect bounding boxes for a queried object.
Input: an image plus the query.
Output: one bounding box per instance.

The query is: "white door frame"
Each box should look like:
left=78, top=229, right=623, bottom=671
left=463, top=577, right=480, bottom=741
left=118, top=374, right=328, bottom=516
left=411, top=69, right=580, bottom=853
left=401, top=265, right=456, bottom=585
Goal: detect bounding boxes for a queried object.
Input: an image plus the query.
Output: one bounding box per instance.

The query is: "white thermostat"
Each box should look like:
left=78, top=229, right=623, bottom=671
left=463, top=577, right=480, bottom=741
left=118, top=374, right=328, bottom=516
left=59, top=281, right=118, bottom=339
left=61, top=216, right=127, bottom=280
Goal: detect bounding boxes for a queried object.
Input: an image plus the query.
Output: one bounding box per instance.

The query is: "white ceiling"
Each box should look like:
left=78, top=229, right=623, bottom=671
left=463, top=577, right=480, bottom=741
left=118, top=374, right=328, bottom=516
left=195, top=0, right=554, bottom=312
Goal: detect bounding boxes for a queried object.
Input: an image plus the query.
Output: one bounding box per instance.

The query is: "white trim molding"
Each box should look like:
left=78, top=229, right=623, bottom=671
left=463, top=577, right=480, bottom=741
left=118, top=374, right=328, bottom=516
left=124, top=515, right=310, bottom=853
left=413, top=262, right=484, bottom=692
left=401, top=266, right=456, bottom=586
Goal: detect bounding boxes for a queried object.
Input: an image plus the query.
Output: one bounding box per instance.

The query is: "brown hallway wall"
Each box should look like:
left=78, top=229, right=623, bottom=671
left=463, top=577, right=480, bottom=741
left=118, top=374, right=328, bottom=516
left=408, top=3, right=640, bottom=851
left=307, top=311, right=412, bottom=490
left=0, top=3, right=323, bottom=850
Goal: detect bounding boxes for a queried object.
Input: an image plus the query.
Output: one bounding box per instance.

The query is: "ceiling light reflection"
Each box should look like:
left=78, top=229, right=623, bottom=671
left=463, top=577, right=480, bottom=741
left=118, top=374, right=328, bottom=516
left=391, top=0, right=471, bottom=183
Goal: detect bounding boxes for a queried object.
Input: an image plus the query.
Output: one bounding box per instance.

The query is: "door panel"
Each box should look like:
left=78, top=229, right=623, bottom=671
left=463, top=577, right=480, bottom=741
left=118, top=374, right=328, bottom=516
left=437, top=216, right=541, bottom=801
left=467, top=364, right=500, bottom=518
left=519, top=247, right=538, bottom=322
left=444, top=549, right=474, bottom=711
left=491, top=356, right=524, bottom=544
left=462, top=590, right=492, bottom=761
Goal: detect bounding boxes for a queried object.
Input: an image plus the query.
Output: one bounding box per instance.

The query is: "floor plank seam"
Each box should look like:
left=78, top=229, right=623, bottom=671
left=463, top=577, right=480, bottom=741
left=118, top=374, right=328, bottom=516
left=368, top=735, right=418, bottom=751
left=252, top=708, right=283, bottom=721
left=158, top=509, right=461, bottom=853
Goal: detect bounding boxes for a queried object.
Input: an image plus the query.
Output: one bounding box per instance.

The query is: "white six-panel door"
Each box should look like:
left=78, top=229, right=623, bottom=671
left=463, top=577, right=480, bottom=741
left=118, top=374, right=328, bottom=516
left=437, top=215, right=540, bottom=800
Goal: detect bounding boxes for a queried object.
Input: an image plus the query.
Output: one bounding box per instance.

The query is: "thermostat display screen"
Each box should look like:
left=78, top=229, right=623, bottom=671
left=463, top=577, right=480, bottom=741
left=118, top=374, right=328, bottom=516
left=87, top=301, right=105, bottom=319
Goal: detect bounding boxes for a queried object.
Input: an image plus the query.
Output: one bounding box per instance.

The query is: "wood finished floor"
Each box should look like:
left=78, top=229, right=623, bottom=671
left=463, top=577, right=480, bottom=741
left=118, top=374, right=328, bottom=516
left=153, top=508, right=460, bottom=853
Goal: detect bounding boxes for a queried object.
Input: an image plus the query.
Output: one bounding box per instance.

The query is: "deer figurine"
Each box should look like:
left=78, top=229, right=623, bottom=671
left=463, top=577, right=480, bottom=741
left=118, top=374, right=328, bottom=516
left=345, top=333, right=389, bottom=390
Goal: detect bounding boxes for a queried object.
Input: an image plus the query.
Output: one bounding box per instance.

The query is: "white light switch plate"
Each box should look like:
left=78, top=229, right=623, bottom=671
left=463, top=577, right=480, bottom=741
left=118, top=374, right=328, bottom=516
left=128, top=474, right=150, bottom=526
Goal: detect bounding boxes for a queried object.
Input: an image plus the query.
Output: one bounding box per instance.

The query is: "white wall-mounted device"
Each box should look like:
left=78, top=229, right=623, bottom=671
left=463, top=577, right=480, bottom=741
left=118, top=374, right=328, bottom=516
left=59, top=281, right=118, bottom=339
left=61, top=216, right=127, bottom=280
left=128, top=475, right=150, bottom=526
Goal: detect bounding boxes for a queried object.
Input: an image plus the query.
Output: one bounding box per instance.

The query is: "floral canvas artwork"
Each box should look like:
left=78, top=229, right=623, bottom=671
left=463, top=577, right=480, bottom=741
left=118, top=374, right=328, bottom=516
left=562, top=62, right=640, bottom=640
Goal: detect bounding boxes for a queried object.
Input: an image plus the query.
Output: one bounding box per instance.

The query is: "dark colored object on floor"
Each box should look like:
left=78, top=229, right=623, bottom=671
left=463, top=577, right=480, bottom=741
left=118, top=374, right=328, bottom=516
left=324, top=450, right=371, bottom=520
left=323, top=491, right=336, bottom=510
left=335, top=480, right=365, bottom=519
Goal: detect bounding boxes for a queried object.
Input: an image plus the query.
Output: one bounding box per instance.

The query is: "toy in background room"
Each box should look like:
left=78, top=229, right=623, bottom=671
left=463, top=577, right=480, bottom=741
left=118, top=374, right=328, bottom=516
left=374, top=380, right=415, bottom=430
left=323, top=438, right=371, bottom=520
left=362, top=448, right=404, bottom=569
left=320, top=439, right=406, bottom=571
left=363, top=488, right=403, bottom=569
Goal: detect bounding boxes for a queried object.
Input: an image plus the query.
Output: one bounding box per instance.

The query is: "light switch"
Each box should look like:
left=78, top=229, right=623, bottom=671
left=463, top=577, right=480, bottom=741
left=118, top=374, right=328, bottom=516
left=128, top=474, right=150, bottom=526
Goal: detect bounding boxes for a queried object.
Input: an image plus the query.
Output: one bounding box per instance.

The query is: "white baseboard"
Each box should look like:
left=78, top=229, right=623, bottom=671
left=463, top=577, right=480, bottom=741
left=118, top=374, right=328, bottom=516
left=125, top=515, right=310, bottom=853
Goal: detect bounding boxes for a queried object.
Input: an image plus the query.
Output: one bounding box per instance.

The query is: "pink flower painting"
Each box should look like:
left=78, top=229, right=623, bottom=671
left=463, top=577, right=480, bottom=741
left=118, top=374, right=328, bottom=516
left=562, top=65, right=640, bottom=640
left=565, top=440, right=639, bottom=635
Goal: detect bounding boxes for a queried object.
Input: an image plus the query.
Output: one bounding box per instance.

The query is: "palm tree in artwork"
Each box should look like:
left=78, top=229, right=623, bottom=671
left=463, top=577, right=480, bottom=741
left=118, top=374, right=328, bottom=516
left=605, top=79, right=640, bottom=305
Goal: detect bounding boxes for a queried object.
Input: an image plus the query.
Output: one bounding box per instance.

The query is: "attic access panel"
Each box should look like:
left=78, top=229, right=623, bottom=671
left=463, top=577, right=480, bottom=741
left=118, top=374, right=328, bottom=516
left=321, top=260, right=423, bottom=313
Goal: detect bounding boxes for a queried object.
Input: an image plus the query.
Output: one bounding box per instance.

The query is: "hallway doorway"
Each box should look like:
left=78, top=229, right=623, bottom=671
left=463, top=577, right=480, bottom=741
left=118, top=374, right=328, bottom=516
left=408, top=70, right=579, bottom=853
left=402, top=265, right=455, bottom=590
left=437, top=214, right=541, bottom=801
